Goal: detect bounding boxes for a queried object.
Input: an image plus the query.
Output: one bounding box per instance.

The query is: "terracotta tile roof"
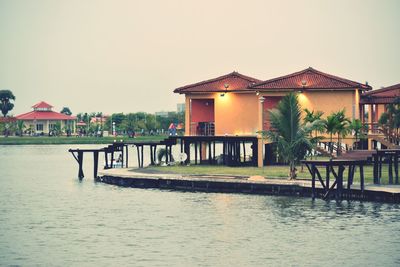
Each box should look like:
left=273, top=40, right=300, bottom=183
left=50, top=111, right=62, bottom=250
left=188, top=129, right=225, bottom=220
left=173, top=71, right=262, bottom=94
left=32, top=101, right=53, bottom=109
left=360, top=83, right=400, bottom=104
left=16, top=110, right=76, bottom=120
left=362, top=83, right=400, bottom=97
left=250, top=67, right=371, bottom=90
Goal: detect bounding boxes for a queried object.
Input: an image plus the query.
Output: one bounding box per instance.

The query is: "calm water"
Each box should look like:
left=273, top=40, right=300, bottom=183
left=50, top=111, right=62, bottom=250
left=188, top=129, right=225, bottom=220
left=1, top=145, right=400, bottom=266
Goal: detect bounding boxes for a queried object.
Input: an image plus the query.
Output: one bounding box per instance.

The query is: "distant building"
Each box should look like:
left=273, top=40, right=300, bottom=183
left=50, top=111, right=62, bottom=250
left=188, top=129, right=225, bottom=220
left=177, top=103, right=185, bottom=113
left=155, top=111, right=169, bottom=118
left=16, top=101, right=76, bottom=134
left=90, top=115, right=109, bottom=125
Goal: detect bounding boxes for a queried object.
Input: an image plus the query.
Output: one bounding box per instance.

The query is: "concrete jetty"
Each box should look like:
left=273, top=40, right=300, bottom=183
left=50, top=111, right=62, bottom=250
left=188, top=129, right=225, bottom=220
left=97, top=168, right=400, bottom=203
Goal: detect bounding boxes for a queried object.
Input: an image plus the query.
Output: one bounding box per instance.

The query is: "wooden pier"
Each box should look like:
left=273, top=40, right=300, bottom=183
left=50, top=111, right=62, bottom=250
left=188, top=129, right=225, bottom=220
left=169, top=135, right=259, bottom=167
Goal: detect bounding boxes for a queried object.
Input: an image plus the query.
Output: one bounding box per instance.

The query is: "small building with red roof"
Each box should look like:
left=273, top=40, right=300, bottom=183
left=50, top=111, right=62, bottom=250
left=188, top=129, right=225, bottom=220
left=15, top=101, right=76, bottom=135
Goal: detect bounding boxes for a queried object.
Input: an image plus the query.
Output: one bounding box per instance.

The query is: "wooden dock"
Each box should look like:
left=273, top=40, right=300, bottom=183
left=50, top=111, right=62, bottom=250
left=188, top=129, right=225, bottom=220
left=96, top=168, right=400, bottom=203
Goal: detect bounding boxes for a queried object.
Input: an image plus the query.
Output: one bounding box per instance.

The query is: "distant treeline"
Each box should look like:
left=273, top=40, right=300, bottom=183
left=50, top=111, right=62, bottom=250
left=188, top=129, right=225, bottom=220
left=76, top=111, right=184, bottom=135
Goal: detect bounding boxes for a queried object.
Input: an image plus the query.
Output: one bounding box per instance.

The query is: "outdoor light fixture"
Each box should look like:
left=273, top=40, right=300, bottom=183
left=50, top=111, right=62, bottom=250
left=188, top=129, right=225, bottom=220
left=301, top=80, right=307, bottom=87
left=259, top=96, right=265, bottom=103
left=256, top=91, right=260, bottom=96
left=221, top=83, right=229, bottom=97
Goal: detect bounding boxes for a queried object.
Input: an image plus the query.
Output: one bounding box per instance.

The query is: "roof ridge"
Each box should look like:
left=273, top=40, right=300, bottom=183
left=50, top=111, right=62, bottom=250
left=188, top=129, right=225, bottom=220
left=251, top=67, right=371, bottom=89
left=250, top=68, right=310, bottom=88
left=174, top=71, right=262, bottom=93
left=309, top=68, right=371, bottom=89
left=363, top=83, right=400, bottom=96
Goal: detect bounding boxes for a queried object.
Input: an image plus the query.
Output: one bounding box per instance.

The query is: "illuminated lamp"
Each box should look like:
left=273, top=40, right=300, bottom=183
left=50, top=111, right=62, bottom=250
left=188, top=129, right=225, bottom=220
left=221, top=83, right=229, bottom=97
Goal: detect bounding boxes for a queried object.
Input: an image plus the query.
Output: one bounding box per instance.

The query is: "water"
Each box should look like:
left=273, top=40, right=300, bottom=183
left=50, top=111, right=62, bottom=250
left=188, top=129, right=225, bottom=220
left=1, top=145, right=400, bottom=266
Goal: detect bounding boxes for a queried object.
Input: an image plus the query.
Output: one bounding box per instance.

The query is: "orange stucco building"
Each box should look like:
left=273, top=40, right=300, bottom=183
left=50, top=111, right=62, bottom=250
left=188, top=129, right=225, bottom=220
left=174, top=67, right=371, bottom=166
left=360, top=83, right=400, bottom=149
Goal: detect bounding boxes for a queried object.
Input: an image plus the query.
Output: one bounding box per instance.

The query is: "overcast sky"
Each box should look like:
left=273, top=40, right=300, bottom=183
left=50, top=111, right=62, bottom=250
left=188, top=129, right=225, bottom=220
left=1, top=0, right=399, bottom=116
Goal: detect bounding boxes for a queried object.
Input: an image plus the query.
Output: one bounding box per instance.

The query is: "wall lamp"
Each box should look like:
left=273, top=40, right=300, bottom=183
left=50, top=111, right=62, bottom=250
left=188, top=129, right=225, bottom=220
left=221, top=83, right=229, bottom=97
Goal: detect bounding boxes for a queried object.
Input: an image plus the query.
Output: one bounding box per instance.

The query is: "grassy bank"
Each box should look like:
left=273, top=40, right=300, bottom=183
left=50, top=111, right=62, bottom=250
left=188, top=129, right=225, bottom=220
left=0, top=135, right=166, bottom=145
left=142, top=164, right=388, bottom=184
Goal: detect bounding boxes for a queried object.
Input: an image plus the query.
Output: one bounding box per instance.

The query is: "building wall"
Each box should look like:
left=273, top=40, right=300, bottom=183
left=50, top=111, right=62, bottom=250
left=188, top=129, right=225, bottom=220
left=185, top=93, right=260, bottom=135
left=185, top=89, right=361, bottom=140
left=21, top=120, right=75, bottom=134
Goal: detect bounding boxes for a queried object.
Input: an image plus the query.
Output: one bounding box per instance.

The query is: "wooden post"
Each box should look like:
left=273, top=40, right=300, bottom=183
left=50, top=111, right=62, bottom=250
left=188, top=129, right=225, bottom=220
left=253, top=140, right=258, bottom=167
left=110, top=149, right=114, bottom=168
left=93, top=151, right=99, bottom=178
left=325, top=165, right=330, bottom=190
left=311, top=164, right=316, bottom=200
left=150, top=146, right=155, bottom=165
left=78, top=150, right=84, bottom=179
left=125, top=145, right=129, bottom=168
left=194, top=142, right=198, bottom=164
left=389, top=154, right=393, bottom=184
left=104, top=151, right=109, bottom=169
left=154, top=145, right=157, bottom=165
left=360, top=163, right=365, bottom=191
left=243, top=141, right=246, bottom=163
left=373, top=153, right=379, bottom=184
left=208, top=141, right=212, bottom=165
left=336, top=165, right=345, bottom=201
left=213, top=141, right=216, bottom=164
left=136, top=145, right=141, bottom=168
left=395, top=152, right=399, bottom=184
left=141, top=145, right=144, bottom=167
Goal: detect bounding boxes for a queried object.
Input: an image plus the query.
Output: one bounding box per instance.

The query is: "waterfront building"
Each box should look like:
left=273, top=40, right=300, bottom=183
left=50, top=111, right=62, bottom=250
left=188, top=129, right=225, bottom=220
left=174, top=67, right=371, bottom=166
left=16, top=101, right=76, bottom=135
left=174, top=67, right=370, bottom=136
left=360, top=83, right=400, bottom=148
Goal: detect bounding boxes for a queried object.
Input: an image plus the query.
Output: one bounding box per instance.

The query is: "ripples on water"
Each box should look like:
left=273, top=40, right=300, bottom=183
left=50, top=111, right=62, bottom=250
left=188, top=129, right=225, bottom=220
left=0, top=145, right=400, bottom=266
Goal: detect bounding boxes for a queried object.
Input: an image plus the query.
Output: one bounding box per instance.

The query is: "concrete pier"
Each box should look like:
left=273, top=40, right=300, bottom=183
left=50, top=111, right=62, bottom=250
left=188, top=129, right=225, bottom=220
left=97, top=168, right=400, bottom=203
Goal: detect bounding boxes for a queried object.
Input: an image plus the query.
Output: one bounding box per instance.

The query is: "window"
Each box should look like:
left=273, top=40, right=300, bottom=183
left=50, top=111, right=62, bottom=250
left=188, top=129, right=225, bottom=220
left=36, top=124, right=44, bottom=131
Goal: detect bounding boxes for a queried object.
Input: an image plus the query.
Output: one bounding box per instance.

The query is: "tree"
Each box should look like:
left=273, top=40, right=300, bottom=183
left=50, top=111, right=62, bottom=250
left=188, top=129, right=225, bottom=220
left=0, top=89, right=16, bottom=117
left=323, top=114, right=337, bottom=154
left=331, top=110, right=350, bottom=155
left=349, top=119, right=367, bottom=149
left=60, top=107, right=72, bottom=115
left=15, top=120, right=25, bottom=137
left=303, top=109, right=325, bottom=157
left=260, top=92, right=313, bottom=180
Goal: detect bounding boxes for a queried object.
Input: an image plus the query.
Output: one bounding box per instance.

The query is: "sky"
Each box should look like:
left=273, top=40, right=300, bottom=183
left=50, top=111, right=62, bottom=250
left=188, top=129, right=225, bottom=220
left=0, top=0, right=399, bottom=116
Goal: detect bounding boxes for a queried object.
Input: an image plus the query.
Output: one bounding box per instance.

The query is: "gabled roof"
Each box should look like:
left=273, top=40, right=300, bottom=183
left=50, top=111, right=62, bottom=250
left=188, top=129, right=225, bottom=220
left=360, top=83, right=400, bottom=104
left=173, top=71, right=262, bottom=94
left=362, top=83, right=400, bottom=97
left=32, top=101, right=53, bottom=109
left=250, top=67, right=372, bottom=90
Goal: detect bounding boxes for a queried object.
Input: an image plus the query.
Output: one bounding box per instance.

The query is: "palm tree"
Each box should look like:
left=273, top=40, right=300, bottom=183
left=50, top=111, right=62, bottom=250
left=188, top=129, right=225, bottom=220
left=261, top=92, right=313, bottom=180
left=0, top=89, right=16, bottom=117
left=324, top=114, right=338, bottom=154
left=332, top=110, right=350, bottom=155
left=303, top=109, right=325, bottom=158
left=349, top=119, right=367, bottom=149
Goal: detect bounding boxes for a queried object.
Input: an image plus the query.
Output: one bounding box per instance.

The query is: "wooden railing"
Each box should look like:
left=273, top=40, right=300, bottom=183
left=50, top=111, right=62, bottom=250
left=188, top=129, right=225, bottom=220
left=190, top=122, right=215, bottom=136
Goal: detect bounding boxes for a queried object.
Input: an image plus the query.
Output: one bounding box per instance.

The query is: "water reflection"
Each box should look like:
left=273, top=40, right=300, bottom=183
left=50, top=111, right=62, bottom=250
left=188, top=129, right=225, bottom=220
left=1, top=145, right=400, bottom=266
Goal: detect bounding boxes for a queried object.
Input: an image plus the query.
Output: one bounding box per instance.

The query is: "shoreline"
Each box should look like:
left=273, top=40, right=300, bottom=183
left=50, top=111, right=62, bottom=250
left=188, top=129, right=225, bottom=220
left=96, top=168, right=400, bottom=203
left=0, top=135, right=165, bottom=145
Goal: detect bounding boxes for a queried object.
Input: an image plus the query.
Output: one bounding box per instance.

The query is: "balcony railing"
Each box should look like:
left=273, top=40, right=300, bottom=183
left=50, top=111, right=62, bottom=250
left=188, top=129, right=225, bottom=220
left=190, top=122, right=215, bottom=136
